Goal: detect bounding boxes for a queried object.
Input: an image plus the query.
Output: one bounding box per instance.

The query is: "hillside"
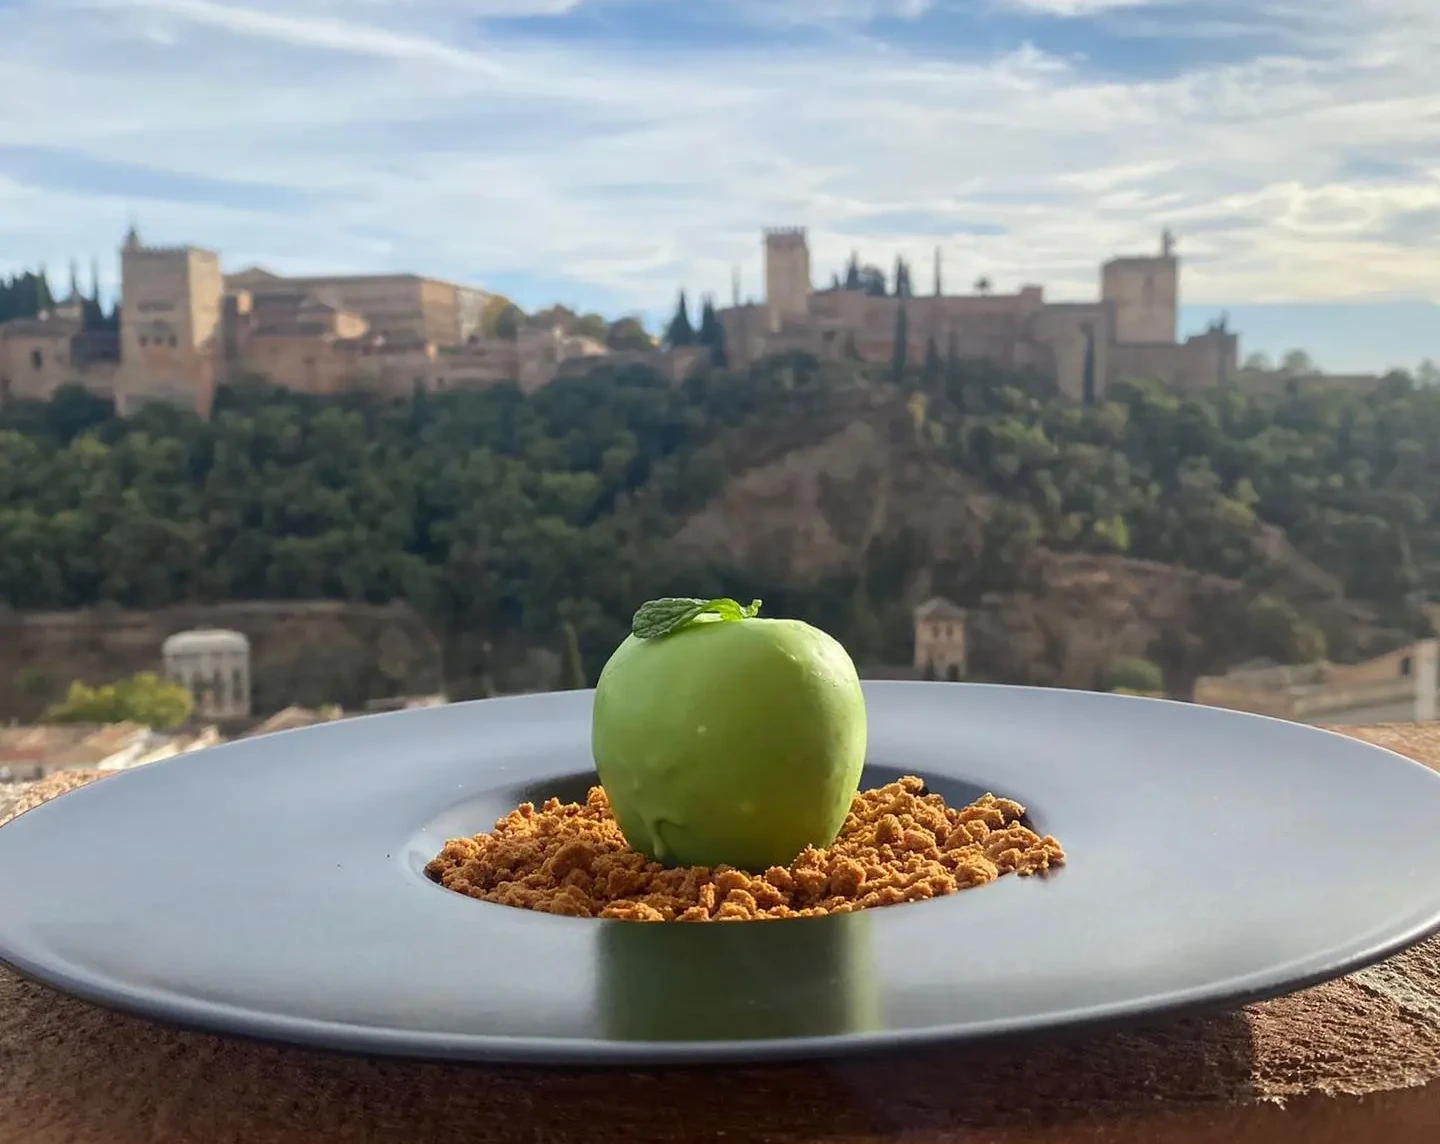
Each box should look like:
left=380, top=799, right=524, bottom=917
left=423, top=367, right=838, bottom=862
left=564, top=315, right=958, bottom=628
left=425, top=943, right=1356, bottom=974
left=664, top=391, right=1406, bottom=689
left=0, top=351, right=1435, bottom=708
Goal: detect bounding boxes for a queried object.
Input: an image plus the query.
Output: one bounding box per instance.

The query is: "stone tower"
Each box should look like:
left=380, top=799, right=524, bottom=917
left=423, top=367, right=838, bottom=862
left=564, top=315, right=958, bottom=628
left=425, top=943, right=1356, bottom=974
left=116, top=226, right=224, bottom=416
left=1101, top=229, right=1178, bottom=344
left=913, top=597, right=968, bottom=681
left=763, top=227, right=811, bottom=334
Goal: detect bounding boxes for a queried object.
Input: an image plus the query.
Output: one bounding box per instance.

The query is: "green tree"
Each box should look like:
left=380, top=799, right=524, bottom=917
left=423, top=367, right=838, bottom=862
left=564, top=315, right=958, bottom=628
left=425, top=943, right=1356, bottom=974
left=494, top=303, right=522, bottom=341
left=860, top=265, right=887, bottom=297
left=697, top=298, right=727, bottom=366
left=43, top=671, right=194, bottom=730
left=1246, top=595, right=1328, bottom=664
left=1100, top=657, right=1164, bottom=695
left=1081, top=322, right=1097, bottom=406
left=664, top=291, right=695, bottom=347
left=0, top=269, right=56, bottom=324
left=891, top=305, right=909, bottom=384
left=843, top=252, right=862, bottom=291
left=606, top=316, right=653, bottom=351
left=1280, top=349, right=1317, bottom=377
left=893, top=257, right=913, bottom=298
left=561, top=312, right=606, bottom=341
left=923, top=335, right=942, bottom=391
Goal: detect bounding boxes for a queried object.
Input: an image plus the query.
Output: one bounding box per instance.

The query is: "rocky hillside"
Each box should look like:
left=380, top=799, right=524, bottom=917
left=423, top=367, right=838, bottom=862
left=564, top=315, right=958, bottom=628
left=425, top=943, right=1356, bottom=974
left=667, top=395, right=1407, bottom=691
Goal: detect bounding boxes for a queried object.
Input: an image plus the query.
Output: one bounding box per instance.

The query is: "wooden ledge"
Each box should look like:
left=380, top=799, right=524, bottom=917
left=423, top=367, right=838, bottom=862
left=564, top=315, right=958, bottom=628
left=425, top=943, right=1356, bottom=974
left=2, top=724, right=1439, bottom=1144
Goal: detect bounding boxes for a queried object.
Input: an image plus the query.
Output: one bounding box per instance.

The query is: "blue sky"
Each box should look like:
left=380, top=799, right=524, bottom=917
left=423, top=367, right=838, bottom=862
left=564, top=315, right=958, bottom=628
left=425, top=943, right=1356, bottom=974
left=2, top=0, right=1438, bottom=373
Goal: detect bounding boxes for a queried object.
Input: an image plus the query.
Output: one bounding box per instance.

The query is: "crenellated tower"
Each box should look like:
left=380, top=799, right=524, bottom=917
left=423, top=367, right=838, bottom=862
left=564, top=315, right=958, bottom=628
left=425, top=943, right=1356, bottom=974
left=1101, top=228, right=1178, bottom=344
left=763, top=227, right=812, bottom=334
left=116, top=225, right=224, bottom=416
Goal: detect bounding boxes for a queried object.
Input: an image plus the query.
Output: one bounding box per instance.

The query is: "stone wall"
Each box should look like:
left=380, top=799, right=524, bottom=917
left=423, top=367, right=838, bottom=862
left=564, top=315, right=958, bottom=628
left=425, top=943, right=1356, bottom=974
left=1194, top=675, right=1420, bottom=722
left=1108, top=330, right=1239, bottom=393
left=0, top=601, right=444, bottom=722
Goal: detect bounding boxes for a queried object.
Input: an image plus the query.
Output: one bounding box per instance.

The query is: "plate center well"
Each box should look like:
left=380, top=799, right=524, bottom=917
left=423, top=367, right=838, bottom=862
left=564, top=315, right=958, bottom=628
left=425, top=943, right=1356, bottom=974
left=401, top=761, right=1050, bottom=886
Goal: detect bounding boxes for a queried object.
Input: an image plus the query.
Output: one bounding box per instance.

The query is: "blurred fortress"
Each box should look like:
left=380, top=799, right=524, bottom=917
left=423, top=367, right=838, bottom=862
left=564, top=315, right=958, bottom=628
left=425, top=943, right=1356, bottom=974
left=3, top=223, right=1377, bottom=418
left=717, top=227, right=1240, bottom=401
left=0, top=227, right=690, bottom=417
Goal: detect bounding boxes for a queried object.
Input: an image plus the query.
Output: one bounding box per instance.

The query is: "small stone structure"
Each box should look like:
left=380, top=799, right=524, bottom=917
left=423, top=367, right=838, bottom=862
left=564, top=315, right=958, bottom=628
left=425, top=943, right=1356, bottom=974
left=162, top=628, right=252, bottom=720
left=913, top=597, right=968, bottom=681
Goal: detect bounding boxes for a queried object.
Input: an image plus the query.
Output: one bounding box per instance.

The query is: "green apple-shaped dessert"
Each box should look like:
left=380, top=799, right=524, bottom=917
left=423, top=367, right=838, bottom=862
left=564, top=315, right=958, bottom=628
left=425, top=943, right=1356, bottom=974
left=591, top=597, right=867, bottom=871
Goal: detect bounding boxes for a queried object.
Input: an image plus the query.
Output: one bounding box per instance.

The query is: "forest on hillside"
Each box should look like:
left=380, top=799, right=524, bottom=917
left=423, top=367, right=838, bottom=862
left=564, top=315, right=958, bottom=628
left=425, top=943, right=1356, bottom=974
left=1, top=352, right=1437, bottom=696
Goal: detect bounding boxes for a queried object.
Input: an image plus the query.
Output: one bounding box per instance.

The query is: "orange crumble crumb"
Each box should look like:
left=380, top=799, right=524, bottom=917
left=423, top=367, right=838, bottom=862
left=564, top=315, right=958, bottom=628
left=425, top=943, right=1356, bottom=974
left=425, top=777, right=1065, bottom=922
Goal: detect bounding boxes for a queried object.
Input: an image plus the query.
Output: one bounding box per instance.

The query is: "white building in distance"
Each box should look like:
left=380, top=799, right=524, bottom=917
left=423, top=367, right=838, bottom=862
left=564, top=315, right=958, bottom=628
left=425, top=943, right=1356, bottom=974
left=163, top=629, right=252, bottom=720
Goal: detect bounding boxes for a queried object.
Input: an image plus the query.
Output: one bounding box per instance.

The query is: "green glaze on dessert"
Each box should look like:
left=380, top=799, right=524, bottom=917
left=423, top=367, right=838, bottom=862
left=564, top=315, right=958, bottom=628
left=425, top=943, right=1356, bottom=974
left=591, top=597, right=868, bottom=872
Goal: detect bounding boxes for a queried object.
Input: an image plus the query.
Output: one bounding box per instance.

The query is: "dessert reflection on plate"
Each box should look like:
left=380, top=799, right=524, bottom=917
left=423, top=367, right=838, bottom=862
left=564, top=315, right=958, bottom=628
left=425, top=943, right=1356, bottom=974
left=597, top=908, right=883, bottom=1043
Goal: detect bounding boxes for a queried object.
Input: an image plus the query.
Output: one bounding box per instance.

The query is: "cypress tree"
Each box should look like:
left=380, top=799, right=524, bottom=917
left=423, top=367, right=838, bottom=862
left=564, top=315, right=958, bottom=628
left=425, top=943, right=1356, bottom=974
left=1082, top=321, right=1097, bottom=405
left=923, top=334, right=942, bottom=391
left=664, top=290, right=695, bottom=347
left=34, top=267, right=54, bottom=312
left=891, top=305, right=909, bottom=385
left=710, top=321, right=728, bottom=367
left=698, top=298, right=728, bottom=367
left=843, top=252, right=862, bottom=291
left=893, top=256, right=913, bottom=298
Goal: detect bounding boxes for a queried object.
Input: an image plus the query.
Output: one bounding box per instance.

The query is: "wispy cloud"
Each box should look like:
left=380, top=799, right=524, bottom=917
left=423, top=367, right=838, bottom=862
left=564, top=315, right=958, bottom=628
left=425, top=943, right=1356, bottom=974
left=1000, top=0, right=1165, bottom=15
left=1, top=0, right=1438, bottom=371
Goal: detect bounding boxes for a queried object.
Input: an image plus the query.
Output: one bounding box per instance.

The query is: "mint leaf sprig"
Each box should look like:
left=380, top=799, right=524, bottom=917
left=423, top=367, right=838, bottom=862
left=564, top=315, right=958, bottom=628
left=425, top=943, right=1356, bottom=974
left=632, top=597, right=762, bottom=640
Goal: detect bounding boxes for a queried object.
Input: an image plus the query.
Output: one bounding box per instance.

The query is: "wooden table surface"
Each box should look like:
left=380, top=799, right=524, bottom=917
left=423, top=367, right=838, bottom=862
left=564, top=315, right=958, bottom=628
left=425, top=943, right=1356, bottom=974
left=2, top=724, right=1439, bottom=1144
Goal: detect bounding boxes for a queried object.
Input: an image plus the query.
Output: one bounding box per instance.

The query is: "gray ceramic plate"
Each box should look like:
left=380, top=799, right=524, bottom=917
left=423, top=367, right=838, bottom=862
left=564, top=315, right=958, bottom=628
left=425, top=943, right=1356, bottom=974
left=1, top=682, right=1439, bottom=1065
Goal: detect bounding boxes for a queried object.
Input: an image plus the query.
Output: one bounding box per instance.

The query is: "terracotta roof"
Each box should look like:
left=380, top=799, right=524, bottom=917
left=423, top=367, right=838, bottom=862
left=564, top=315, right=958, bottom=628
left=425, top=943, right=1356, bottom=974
left=914, top=597, right=968, bottom=621
left=0, top=723, right=149, bottom=770
left=246, top=706, right=345, bottom=738
left=226, top=266, right=281, bottom=284
left=0, top=722, right=226, bottom=772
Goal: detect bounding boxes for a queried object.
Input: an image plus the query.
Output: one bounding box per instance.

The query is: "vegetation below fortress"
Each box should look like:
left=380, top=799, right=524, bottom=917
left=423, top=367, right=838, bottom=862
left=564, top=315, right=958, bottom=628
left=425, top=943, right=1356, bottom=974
left=0, top=352, right=1435, bottom=696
